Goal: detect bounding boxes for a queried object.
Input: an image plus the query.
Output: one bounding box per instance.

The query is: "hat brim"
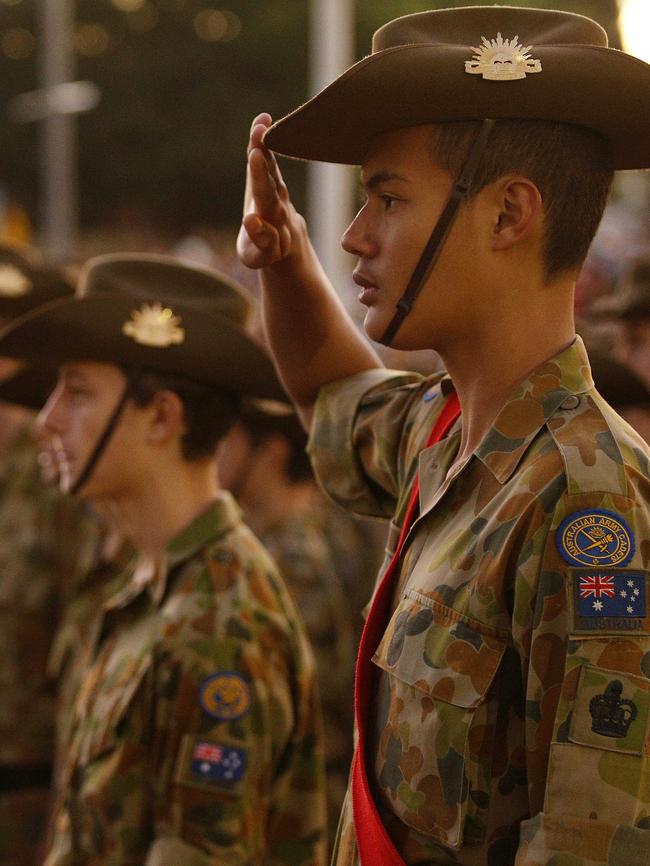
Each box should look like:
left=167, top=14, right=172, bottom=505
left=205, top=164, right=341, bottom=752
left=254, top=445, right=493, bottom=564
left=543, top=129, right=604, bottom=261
left=0, top=292, right=287, bottom=402
left=265, top=44, right=650, bottom=169
left=0, top=364, right=56, bottom=411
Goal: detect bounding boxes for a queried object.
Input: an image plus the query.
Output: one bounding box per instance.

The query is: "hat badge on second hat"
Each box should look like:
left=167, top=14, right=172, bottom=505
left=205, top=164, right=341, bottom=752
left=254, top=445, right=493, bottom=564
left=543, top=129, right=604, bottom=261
left=122, top=301, right=185, bottom=348
left=0, top=264, right=32, bottom=298
left=465, top=33, right=543, bottom=81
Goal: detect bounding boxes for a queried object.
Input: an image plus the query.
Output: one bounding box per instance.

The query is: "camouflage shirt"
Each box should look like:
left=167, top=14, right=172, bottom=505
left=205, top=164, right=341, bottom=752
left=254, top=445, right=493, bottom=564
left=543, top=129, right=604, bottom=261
left=0, top=422, right=101, bottom=866
left=309, top=337, right=650, bottom=866
left=44, top=492, right=326, bottom=866
left=259, top=503, right=358, bottom=848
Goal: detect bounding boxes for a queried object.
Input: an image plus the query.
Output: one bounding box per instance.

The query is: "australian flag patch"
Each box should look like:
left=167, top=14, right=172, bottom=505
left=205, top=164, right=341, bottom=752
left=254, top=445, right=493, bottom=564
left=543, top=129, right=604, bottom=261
left=190, top=740, right=247, bottom=787
left=572, top=570, right=649, bottom=633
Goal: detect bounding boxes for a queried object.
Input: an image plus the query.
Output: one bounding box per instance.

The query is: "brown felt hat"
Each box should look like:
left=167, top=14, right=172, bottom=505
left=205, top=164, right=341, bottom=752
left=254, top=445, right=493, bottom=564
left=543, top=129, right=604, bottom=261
left=0, top=244, right=73, bottom=316
left=0, top=254, right=286, bottom=401
left=265, top=5, right=650, bottom=169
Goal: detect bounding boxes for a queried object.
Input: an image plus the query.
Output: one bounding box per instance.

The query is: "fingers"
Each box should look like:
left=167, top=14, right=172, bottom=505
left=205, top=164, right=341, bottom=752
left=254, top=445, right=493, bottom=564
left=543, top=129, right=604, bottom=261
left=248, top=147, right=285, bottom=223
left=247, top=113, right=272, bottom=156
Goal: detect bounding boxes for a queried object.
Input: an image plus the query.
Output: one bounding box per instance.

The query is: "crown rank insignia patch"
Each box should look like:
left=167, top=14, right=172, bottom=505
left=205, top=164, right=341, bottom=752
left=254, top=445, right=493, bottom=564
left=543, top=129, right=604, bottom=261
left=568, top=665, right=650, bottom=756
left=556, top=509, right=634, bottom=567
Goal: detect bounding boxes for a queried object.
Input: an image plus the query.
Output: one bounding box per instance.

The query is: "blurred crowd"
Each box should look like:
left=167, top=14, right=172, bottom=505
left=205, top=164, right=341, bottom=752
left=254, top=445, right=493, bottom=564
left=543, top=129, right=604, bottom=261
left=0, top=192, right=647, bottom=865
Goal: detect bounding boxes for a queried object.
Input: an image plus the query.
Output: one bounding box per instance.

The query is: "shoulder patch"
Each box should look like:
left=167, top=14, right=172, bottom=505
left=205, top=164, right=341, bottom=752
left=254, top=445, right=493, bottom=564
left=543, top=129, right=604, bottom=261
left=569, top=569, right=650, bottom=635
left=175, top=734, right=247, bottom=793
left=199, top=672, right=251, bottom=721
left=556, top=509, right=634, bottom=567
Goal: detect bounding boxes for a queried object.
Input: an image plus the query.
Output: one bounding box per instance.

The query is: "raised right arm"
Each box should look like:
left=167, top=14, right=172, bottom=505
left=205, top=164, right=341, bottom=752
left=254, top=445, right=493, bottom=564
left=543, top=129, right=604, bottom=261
left=236, top=114, right=382, bottom=429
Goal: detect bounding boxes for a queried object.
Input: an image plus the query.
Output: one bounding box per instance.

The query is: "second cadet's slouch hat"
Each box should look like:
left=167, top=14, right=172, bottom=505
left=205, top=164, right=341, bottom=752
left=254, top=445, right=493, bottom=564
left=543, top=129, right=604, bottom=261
left=264, top=5, right=650, bottom=170
left=0, top=253, right=286, bottom=401
left=0, top=244, right=75, bottom=410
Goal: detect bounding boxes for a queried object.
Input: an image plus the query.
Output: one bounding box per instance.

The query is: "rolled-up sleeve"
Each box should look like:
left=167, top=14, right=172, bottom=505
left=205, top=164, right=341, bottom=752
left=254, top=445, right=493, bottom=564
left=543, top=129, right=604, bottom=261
left=308, top=369, right=440, bottom=519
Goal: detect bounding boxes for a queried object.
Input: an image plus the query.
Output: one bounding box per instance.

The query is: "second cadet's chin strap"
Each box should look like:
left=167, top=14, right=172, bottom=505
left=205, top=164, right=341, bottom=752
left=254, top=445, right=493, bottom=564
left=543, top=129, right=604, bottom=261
left=69, top=373, right=136, bottom=496
left=379, top=118, right=497, bottom=347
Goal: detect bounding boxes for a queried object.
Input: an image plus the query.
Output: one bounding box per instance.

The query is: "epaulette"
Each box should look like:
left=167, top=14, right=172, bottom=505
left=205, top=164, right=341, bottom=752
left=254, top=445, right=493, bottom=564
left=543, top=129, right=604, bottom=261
left=547, top=391, right=630, bottom=499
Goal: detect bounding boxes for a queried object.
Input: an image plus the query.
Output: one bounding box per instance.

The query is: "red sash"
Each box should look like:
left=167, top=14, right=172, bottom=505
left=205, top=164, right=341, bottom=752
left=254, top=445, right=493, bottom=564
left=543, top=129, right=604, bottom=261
left=351, top=393, right=461, bottom=866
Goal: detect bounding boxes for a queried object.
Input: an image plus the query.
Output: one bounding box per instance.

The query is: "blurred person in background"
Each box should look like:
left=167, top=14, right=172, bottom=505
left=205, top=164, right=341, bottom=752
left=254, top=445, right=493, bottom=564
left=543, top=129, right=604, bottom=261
left=238, top=5, right=650, bottom=865
left=218, top=402, right=377, bottom=848
left=610, top=256, right=650, bottom=389
left=0, top=245, right=103, bottom=866
left=0, top=254, right=326, bottom=866
left=585, top=255, right=650, bottom=389
left=589, top=350, right=650, bottom=443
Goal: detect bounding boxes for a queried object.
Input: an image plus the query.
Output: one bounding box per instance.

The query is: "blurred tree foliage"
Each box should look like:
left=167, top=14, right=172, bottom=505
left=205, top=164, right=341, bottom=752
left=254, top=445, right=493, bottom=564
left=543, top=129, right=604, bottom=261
left=0, top=0, right=621, bottom=236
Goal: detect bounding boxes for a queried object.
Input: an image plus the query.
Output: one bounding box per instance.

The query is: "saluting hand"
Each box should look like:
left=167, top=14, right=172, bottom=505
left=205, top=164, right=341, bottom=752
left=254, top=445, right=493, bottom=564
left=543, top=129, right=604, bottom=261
left=237, top=113, right=305, bottom=270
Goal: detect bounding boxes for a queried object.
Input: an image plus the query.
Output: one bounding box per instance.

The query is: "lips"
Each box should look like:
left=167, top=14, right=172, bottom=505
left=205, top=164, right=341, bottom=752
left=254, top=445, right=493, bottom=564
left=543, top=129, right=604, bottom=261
left=353, top=271, right=380, bottom=305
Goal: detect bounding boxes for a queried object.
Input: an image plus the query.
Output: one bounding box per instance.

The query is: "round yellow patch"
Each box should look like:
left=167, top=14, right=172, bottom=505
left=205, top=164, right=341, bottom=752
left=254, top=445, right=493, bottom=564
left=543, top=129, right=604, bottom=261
left=199, top=672, right=251, bottom=721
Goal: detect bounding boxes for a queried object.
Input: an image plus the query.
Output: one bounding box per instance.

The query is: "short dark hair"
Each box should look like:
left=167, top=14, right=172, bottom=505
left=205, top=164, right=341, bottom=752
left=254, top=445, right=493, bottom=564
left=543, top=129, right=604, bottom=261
left=123, top=368, right=239, bottom=461
left=239, top=407, right=312, bottom=483
left=432, top=120, right=614, bottom=281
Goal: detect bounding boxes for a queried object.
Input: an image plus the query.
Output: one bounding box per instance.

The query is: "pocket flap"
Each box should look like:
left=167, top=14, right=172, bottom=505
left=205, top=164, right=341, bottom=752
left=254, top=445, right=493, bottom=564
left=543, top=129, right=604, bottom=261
left=71, top=610, right=156, bottom=768
left=373, top=590, right=507, bottom=709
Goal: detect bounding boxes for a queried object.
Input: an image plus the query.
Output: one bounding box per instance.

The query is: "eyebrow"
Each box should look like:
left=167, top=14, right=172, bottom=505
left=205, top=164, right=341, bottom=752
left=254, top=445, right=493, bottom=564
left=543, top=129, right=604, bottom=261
left=361, top=170, right=411, bottom=191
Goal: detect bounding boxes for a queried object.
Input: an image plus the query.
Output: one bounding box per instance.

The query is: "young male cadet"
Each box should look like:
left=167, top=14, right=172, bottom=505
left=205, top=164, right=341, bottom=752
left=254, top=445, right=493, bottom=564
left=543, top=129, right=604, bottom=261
left=237, top=6, right=650, bottom=865
left=0, top=245, right=103, bottom=866
left=0, top=254, right=326, bottom=866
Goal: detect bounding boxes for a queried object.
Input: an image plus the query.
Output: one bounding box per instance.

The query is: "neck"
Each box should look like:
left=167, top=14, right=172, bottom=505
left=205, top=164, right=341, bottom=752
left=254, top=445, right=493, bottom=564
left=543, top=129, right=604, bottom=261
left=103, top=460, right=218, bottom=558
left=239, top=472, right=317, bottom=536
left=439, top=279, right=576, bottom=464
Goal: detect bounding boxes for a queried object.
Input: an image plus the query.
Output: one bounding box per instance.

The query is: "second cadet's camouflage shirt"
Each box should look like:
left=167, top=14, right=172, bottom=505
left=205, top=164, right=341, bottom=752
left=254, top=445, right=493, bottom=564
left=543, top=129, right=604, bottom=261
left=45, top=493, right=326, bottom=866
left=259, top=502, right=358, bottom=848
left=308, top=337, right=650, bottom=866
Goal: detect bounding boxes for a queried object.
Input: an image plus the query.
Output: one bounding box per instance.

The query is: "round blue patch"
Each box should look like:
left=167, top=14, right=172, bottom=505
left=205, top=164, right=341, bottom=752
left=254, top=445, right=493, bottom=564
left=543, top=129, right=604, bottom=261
left=556, top=509, right=635, bottom=567
left=422, top=386, right=440, bottom=403
left=199, top=672, right=251, bottom=721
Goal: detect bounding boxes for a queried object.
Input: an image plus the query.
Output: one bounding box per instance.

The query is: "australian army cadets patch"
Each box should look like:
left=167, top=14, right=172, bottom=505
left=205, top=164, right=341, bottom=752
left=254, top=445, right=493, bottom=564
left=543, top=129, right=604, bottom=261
left=199, top=672, right=252, bottom=721
left=556, top=509, right=634, bottom=567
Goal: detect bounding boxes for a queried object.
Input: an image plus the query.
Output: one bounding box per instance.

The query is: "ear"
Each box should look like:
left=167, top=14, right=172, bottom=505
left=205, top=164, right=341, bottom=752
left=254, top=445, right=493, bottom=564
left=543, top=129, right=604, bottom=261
left=490, top=176, right=543, bottom=251
left=145, top=389, right=185, bottom=445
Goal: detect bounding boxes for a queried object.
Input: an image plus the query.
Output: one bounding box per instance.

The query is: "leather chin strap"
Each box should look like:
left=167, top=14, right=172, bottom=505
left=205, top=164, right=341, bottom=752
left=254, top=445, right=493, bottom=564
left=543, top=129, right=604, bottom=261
left=379, top=118, right=497, bottom=347
left=70, top=378, right=134, bottom=496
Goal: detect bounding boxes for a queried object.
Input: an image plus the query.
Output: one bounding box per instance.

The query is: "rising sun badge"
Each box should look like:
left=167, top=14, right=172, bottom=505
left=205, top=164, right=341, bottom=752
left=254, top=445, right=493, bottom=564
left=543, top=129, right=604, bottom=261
left=122, top=301, right=185, bottom=348
left=465, top=33, right=542, bottom=81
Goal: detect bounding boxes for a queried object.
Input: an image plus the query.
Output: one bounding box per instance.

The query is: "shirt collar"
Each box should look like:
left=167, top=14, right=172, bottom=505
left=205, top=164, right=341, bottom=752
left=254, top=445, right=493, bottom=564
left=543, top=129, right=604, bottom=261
left=104, top=491, right=242, bottom=611
left=474, top=336, right=594, bottom=484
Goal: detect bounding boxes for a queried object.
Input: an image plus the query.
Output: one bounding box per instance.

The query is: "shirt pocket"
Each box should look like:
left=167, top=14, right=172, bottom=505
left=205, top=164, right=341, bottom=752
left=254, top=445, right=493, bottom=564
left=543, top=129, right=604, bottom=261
left=372, top=590, right=508, bottom=850
left=546, top=637, right=650, bottom=829
left=71, top=623, right=155, bottom=769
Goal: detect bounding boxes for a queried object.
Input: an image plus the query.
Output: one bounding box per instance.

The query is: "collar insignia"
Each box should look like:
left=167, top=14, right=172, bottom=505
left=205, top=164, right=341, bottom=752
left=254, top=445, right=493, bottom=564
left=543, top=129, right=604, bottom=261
left=465, top=33, right=542, bottom=81
left=0, top=265, right=32, bottom=297
left=122, top=301, right=185, bottom=348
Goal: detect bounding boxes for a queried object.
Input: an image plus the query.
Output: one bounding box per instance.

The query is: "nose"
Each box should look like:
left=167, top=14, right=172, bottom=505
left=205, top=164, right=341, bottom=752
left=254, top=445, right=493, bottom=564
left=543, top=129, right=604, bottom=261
left=341, top=206, right=378, bottom=259
left=36, top=383, right=65, bottom=439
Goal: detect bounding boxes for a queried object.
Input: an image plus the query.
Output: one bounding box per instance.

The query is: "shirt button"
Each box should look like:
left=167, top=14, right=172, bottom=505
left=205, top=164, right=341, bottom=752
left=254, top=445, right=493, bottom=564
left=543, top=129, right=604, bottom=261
left=560, top=395, right=580, bottom=410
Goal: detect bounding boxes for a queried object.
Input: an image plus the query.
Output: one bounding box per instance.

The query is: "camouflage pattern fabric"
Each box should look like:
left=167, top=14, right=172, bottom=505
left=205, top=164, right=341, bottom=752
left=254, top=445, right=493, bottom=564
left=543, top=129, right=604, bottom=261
left=0, top=423, right=102, bottom=866
left=48, top=537, right=132, bottom=777
left=308, top=337, right=650, bottom=865
left=44, top=492, right=326, bottom=866
left=259, top=503, right=358, bottom=849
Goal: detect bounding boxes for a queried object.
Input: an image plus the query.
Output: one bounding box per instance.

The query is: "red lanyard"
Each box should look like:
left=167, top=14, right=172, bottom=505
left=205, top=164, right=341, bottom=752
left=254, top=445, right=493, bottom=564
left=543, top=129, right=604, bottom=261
left=351, top=393, right=461, bottom=866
